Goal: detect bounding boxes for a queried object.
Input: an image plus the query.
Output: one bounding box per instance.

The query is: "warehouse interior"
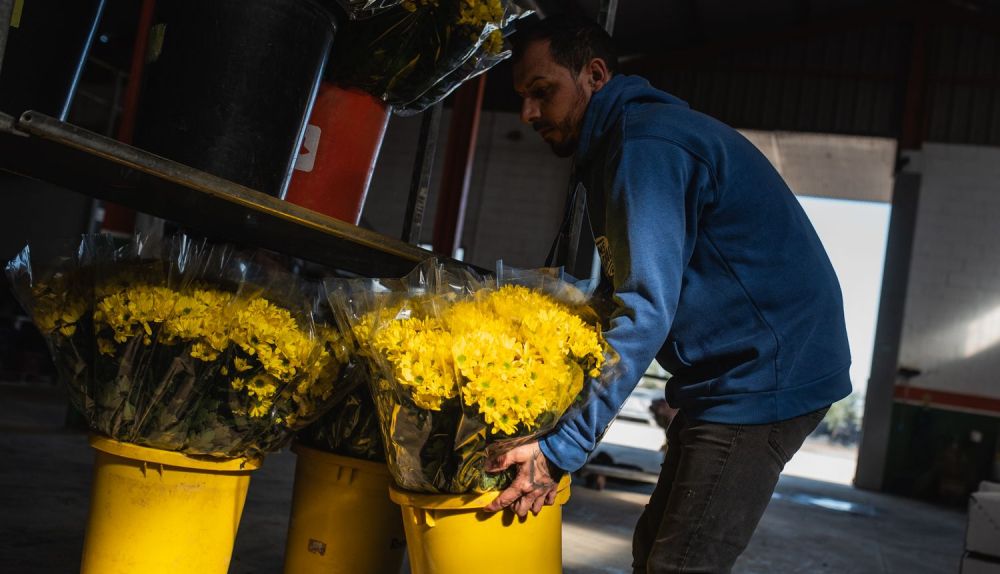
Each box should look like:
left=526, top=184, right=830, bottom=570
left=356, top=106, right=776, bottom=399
left=2, top=0, right=1000, bottom=572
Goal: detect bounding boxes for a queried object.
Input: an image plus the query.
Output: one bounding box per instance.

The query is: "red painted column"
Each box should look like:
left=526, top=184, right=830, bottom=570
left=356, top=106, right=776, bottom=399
left=100, top=0, right=156, bottom=235
left=432, top=74, right=486, bottom=257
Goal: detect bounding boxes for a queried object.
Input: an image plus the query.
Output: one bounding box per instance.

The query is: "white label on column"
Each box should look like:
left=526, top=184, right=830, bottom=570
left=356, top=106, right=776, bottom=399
left=295, top=124, right=321, bottom=173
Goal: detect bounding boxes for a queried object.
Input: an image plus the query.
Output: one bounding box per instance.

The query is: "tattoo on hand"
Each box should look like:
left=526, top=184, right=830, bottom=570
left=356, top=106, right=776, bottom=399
left=528, top=450, right=555, bottom=489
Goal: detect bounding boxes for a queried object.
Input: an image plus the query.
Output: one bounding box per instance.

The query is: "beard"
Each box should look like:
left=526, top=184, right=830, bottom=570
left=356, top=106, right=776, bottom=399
left=533, top=118, right=578, bottom=157
left=536, top=83, right=589, bottom=158
left=549, top=130, right=578, bottom=158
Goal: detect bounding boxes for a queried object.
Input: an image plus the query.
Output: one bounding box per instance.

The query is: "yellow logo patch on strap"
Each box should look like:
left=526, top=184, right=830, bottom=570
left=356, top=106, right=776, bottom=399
left=11, top=0, right=24, bottom=28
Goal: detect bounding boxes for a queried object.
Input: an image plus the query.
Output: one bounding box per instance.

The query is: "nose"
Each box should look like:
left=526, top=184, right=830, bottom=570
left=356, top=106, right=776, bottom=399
left=520, top=99, right=539, bottom=125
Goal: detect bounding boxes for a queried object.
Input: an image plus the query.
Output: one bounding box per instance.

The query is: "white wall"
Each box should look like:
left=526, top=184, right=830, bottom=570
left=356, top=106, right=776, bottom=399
left=362, top=110, right=569, bottom=270
left=898, top=143, right=1000, bottom=400
left=463, top=112, right=571, bottom=269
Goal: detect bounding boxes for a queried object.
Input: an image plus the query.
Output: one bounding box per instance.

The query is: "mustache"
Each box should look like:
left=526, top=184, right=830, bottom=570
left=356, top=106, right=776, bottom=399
left=532, top=121, right=554, bottom=133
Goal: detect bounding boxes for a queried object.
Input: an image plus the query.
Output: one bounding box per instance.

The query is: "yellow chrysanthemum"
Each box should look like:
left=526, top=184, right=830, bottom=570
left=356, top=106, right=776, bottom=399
left=31, top=280, right=87, bottom=337
left=369, top=315, right=458, bottom=411
left=360, top=285, right=606, bottom=435
left=229, top=298, right=322, bottom=383
left=249, top=398, right=273, bottom=419
left=399, top=0, right=506, bottom=55
left=456, top=0, right=505, bottom=54
left=92, top=282, right=341, bottom=427
left=97, top=338, right=116, bottom=356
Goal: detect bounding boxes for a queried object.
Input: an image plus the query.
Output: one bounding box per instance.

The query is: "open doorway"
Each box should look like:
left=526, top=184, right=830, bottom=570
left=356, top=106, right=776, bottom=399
left=788, top=196, right=892, bottom=485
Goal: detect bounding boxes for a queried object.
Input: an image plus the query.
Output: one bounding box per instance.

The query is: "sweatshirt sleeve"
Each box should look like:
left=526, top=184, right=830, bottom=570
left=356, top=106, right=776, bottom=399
left=539, top=136, right=714, bottom=472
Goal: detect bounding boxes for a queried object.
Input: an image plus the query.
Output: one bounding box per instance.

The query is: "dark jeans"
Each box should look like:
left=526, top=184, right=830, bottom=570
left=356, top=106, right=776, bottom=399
left=632, top=407, right=829, bottom=573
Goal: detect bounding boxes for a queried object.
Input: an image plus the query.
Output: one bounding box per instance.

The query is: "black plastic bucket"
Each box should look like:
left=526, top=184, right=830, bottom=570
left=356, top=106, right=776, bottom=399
left=134, top=0, right=336, bottom=198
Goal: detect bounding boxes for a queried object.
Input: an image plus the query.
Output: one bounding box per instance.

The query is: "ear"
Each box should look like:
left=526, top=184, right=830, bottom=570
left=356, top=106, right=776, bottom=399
left=585, top=58, right=611, bottom=92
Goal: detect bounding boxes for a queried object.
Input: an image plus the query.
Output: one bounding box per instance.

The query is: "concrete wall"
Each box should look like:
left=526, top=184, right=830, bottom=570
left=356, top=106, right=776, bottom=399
left=898, top=144, right=1000, bottom=402
left=362, top=110, right=570, bottom=270
left=741, top=131, right=896, bottom=203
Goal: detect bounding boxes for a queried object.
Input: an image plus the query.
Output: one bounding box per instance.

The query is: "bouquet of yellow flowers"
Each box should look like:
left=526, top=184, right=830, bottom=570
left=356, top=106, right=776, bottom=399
left=327, top=260, right=616, bottom=493
left=328, top=0, right=527, bottom=113
left=6, top=234, right=351, bottom=459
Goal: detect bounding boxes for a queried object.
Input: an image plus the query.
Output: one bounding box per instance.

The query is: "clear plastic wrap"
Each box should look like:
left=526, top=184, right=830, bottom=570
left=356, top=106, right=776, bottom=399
left=393, top=41, right=508, bottom=116
left=328, top=0, right=528, bottom=113
left=298, top=364, right=386, bottom=463
left=334, top=0, right=405, bottom=20
left=325, top=259, right=618, bottom=494
left=6, top=233, right=352, bottom=459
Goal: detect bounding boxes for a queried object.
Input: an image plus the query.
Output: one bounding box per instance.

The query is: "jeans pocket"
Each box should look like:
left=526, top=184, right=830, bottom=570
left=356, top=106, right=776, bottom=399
left=767, top=425, right=792, bottom=464
left=768, top=408, right=830, bottom=464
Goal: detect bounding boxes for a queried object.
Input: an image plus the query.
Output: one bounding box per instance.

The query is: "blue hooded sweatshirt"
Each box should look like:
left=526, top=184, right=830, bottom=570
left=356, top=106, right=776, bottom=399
left=538, top=76, right=852, bottom=473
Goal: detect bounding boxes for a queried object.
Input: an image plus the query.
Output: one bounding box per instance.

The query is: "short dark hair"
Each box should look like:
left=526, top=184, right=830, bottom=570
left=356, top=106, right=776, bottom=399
left=510, top=14, right=618, bottom=75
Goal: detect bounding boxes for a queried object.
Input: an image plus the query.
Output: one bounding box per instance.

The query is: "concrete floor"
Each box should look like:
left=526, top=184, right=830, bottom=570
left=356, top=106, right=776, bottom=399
left=0, top=382, right=968, bottom=573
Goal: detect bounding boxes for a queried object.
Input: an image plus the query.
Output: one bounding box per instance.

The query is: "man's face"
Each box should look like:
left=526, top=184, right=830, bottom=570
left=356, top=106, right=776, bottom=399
left=513, top=40, right=594, bottom=158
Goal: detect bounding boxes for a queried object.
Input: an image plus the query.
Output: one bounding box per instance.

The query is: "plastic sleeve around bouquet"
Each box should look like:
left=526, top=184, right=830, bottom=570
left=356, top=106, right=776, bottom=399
left=328, top=0, right=527, bottom=110
left=297, top=361, right=386, bottom=463
left=487, top=261, right=623, bottom=455
left=6, top=234, right=353, bottom=459
left=5, top=237, right=113, bottom=419
left=334, top=0, right=404, bottom=20
left=325, top=259, right=618, bottom=494
left=393, top=43, right=506, bottom=115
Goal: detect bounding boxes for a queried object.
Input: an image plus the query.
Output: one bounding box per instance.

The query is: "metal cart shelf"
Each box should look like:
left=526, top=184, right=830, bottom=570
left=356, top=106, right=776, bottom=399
left=0, top=110, right=459, bottom=277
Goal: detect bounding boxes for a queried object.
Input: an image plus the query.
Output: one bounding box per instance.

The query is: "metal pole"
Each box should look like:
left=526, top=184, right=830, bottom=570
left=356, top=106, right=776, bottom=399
left=402, top=102, right=442, bottom=245
left=100, top=0, right=156, bottom=235
left=599, top=0, right=618, bottom=34
left=60, top=0, right=107, bottom=121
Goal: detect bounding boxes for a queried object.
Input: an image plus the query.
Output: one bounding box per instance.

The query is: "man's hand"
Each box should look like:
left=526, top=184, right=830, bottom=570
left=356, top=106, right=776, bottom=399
left=483, top=441, right=561, bottom=518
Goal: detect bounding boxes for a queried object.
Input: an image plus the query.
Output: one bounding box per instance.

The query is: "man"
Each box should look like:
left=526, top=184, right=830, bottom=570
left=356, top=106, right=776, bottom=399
left=483, top=14, right=852, bottom=573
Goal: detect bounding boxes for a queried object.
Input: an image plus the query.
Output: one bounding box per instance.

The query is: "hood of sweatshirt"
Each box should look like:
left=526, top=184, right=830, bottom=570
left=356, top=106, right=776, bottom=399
left=575, top=75, right=690, bottom=163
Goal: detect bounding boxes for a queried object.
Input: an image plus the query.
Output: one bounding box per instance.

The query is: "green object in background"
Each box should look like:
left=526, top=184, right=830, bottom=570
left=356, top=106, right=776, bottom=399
left=883, top=401, right=999, bottom=505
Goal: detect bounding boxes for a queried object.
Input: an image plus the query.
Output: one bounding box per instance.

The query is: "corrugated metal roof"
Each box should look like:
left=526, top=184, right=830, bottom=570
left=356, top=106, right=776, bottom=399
left=503, top=1, right=1000, bottom=146
left=925, top=23, right=1000, bottom=144
left=644, top=22, right=909, bottom=139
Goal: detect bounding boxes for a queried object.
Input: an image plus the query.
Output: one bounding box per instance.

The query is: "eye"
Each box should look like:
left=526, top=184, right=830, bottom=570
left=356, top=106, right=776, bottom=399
left=531, top=86, right=549, bottom=100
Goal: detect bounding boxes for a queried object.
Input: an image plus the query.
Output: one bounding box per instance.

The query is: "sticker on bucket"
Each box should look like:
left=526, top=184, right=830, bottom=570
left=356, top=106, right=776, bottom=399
left=307, top=538, right=327, bottom=556
left=295, top=125, right=321, bottom=173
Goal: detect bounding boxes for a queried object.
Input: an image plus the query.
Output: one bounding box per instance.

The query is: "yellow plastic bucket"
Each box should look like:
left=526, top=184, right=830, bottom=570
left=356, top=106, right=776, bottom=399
left=282, top=445, right=406, bottom=574
left=81, top=435, right=260, bottom=574
left=391, top=474, right=572, bottom=574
